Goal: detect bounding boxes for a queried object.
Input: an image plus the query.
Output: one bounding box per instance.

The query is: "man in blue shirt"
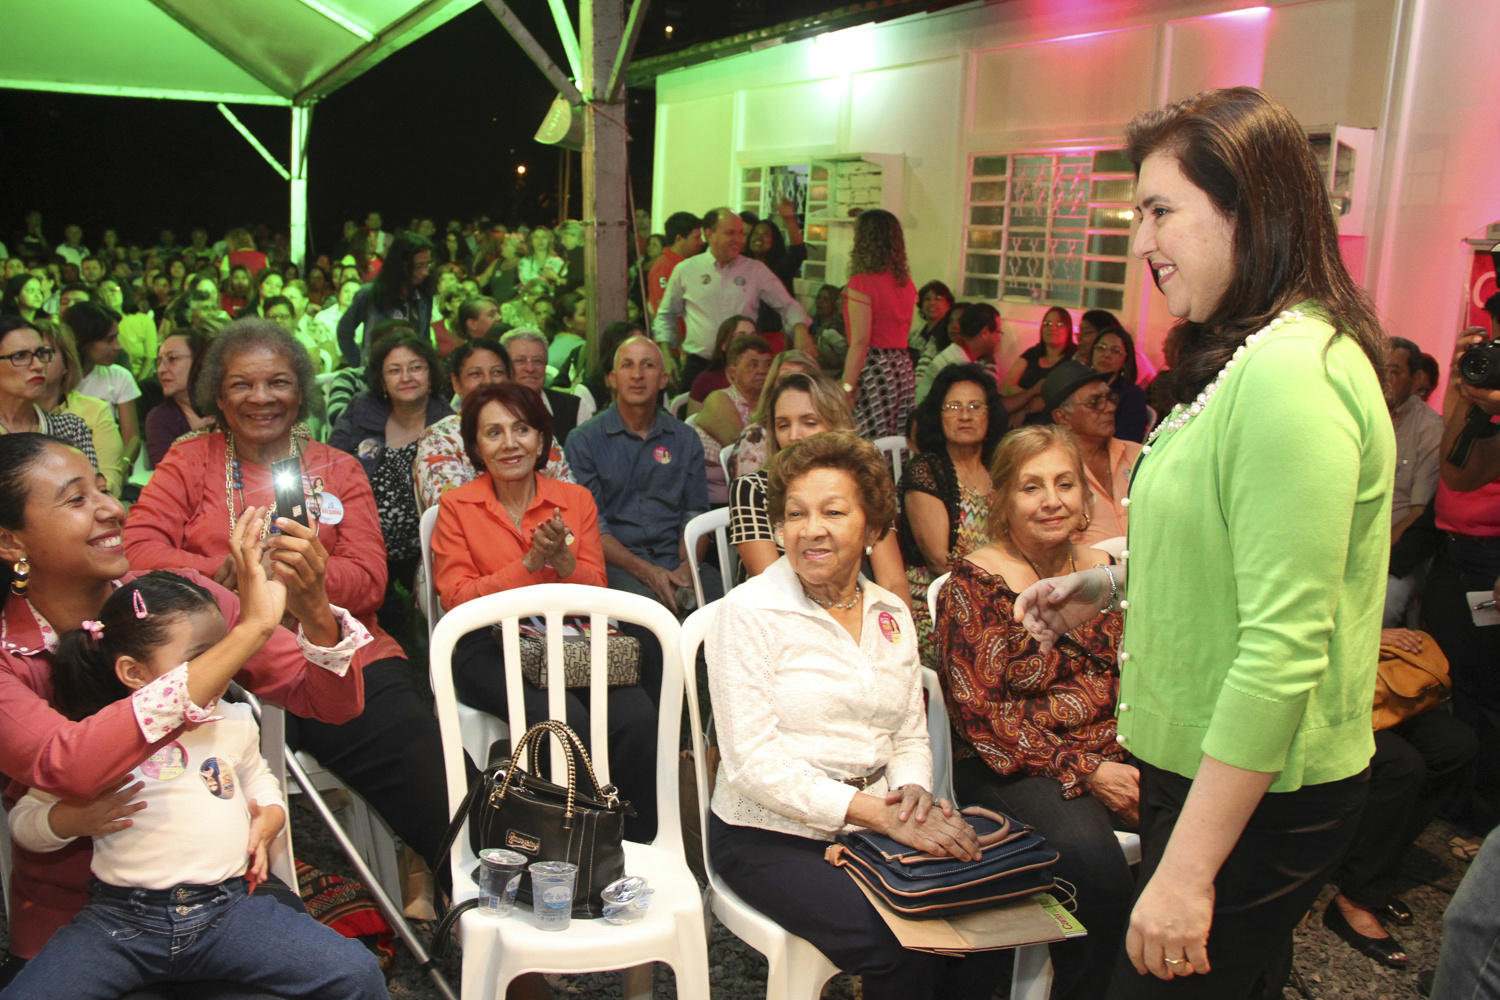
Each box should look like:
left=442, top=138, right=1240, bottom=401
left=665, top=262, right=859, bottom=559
left=567, top=337, right=716, bottom=613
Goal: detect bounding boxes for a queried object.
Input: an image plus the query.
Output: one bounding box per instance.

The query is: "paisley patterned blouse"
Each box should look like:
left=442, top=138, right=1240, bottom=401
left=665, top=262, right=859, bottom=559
left=935, top=555, right=1124, bottom=799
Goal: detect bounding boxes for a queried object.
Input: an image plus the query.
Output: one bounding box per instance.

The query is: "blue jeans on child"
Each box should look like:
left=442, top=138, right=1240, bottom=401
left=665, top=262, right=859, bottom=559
left=1, top=877, right=387, bottom=1000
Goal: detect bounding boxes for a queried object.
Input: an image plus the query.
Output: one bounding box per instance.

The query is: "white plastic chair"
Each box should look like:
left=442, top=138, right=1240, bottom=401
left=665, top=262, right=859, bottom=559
left=683, top=507, right=738, bottom=609
left=0, top=800, right=13, bottom=918
left=429, top=585, right=710, bottom=1000
left=1093, top=536, right=1127, bottom=560
left=1143, top=404, right=1158, bottom=434
left=874, top=435, right=909, bottom=483
left=681, top=603, right=1056, bottom=1000
left=926, top=573, right=1141, bottom=867
left=681, top=603, right=839, bottom=1000
left=719, top=443, right=734, bottom=485
left=669, top=391, right=691, bottom=420
left=420, top=504, right=508, bottom=768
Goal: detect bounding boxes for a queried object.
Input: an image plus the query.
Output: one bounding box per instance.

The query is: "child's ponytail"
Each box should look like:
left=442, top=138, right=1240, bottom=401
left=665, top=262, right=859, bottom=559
left=49, top=571, right=220, bottom=721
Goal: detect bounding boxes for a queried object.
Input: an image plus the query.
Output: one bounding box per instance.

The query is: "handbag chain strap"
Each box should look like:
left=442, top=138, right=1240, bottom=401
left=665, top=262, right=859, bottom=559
left=495, top=720, right=618, bottom=824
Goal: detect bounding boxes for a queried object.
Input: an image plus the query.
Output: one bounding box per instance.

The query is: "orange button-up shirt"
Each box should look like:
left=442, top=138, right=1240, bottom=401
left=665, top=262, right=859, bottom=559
left=1078, top=437, right=1143, bottom=547
left=432, top=471, right=607, bottom=611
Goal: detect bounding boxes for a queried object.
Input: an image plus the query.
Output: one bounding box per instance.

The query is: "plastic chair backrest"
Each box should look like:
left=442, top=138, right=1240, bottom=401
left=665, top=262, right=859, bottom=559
left=684, top=507, right=738, bottom=607
left=1143, top=404, right=1158, bottom=434
left=1093, top=536, right=1127, bottom=560
left=420, top=505, right=443, bottom=639
left=669, top=391, right=691, bottom=420
left=428, top=585, right=687, bottom=895
left=719, top=443, right=734, bottom=485
left=679, top=603, right=721, bottom=890
left=874, top=435, right=909, bottom=483
left=926, top=572, right=951, bottom=626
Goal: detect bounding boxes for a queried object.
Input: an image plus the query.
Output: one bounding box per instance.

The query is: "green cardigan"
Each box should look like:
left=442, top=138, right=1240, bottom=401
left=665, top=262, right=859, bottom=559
left=1117, top=308, right=1393, bottom=792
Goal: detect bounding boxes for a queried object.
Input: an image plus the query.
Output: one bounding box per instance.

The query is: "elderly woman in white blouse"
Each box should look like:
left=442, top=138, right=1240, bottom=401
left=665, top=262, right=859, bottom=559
left=706, top=431, right=1005, bottom=1000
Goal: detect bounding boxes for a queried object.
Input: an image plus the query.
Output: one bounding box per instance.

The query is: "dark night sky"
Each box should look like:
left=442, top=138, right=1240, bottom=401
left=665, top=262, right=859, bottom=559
left=0, top=0, right=836, bottom=258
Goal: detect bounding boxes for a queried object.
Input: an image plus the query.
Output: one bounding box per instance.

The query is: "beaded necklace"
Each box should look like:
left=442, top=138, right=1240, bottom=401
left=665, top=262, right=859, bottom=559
left=805, top=585, right=861, bottom=611
left=1140, top=310, right=1303, bottom=457
left=224, top=427, right=306, bottom=538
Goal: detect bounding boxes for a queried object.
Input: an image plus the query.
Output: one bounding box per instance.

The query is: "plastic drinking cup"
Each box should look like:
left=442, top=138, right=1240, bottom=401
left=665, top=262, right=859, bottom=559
left=528, top=861, right=578, bottom=931
left=477, top=849, right=527, bottom=918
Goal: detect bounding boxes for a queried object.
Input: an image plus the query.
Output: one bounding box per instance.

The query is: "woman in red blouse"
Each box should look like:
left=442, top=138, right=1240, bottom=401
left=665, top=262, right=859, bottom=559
left=934, top=425, right=1132, bottom=1000
left=432, top=381, right=658, bottom=841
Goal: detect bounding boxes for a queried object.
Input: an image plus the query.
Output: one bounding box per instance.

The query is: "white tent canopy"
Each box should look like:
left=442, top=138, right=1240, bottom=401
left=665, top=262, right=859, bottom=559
left=2, top=0, right=481, bottom=259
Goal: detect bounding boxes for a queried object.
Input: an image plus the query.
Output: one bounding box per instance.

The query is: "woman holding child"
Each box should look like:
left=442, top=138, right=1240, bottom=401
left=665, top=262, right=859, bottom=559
left=0, top=430, right=378, bottom=992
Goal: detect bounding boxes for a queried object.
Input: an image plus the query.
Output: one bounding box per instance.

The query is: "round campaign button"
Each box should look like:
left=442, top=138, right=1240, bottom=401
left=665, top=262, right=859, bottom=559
left=653, top=446, right=672, bottom=464
left=142, top=741, right=188, bottom=780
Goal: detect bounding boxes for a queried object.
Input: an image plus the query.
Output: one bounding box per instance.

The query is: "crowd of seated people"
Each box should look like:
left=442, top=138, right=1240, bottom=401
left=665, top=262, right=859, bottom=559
left=1, top=157, right=1492, bottom=1000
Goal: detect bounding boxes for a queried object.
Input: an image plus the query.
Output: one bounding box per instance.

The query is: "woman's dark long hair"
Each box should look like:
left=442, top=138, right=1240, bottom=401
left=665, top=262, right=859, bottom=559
left=913, top=363, right=1007, bottom=465
left=1126, top=87, right=1385, bottom=404
left=0, top=433, right=55, bottom=605
left=371, top=232, right=434, bottom=311
left=52, top=571, right=219, bottom=722
left=1093, top=327, right=1140, bottom=387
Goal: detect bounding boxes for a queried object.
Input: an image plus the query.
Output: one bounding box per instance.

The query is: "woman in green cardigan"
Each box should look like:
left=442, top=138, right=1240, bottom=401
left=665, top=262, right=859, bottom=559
left=1016, top=87, right=1392, bottom=998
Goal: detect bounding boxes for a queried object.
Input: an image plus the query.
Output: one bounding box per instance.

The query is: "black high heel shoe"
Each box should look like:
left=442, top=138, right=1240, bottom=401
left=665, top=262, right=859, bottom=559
left=1323, top=900, right=1409, bottom=968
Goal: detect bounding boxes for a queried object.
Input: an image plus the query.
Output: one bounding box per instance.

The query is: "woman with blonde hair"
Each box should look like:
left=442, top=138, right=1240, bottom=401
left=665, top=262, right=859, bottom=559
left=727, top=348, right=819, bottom=479
left=841, top=209, right=918, bottom=439
left=729, top=371, right=910, bottom=606
left=33, top=319, right=126, bottom=495
left=935, top=424, right=1129, bottom=1000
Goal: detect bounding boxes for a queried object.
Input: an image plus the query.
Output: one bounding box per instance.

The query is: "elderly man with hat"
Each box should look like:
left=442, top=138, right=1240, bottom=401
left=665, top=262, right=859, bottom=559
left=1043, top=358, right=1142, bottom=546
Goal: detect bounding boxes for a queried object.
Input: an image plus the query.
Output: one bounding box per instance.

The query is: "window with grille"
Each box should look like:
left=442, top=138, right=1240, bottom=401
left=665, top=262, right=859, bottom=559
left=962, top=148, right=1136, bottom=311
left=740, top=164, right=829, bottom=282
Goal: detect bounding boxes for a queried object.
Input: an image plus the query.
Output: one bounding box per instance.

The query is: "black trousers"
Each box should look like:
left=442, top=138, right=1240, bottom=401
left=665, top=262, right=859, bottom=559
left=1422, top=535, right=1500, bottom=834
left=284, top=656, right=452, bottom=868
left=452, top=626, right=660, bottom=842
left=1105, top=761, right=1367, bottom=1000
left=0, top=877, right=306, bottom=1000
left=954, top=758, right=1135, bottom=1000
left=1333, top=709, right=1476, bottom=907
left=678, top=353, right=711, bottom=395
left=708, top=815, right=1010, bottom=1000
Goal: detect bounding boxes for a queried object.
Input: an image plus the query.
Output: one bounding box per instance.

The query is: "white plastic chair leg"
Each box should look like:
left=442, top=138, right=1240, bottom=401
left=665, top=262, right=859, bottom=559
left=620, top=963, right=654, bottom=999
left=1011, top=942, right=1055, bottom=1000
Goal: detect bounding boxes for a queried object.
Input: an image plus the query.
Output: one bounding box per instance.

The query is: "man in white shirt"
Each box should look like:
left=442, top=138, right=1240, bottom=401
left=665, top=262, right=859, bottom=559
left=1386, top=334, right=1444, bottom=625
left=915, top=303, right=1003, bottom=406
left=56, top=224, right=87, bottom=268
left=652, top=207, right=812, bottom=390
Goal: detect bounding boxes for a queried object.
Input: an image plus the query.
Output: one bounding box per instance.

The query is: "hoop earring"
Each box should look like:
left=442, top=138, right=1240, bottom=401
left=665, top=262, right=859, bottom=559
left=1079, top=511, right=1092, bottom=532
left=10, top=558, right=29, bottom=597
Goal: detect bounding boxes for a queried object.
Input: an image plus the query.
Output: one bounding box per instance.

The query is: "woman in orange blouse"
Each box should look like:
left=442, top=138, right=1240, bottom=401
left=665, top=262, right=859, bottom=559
left=432, top=381, right=658, bottom=839
left=934, top=426, right=1130, bottom=1000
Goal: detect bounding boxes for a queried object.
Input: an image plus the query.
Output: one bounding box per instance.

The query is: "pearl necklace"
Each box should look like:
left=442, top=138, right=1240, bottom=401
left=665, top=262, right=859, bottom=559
left=805, top=586, right=861, bottom=611
left=1141, top=310, right=1303, bottom=457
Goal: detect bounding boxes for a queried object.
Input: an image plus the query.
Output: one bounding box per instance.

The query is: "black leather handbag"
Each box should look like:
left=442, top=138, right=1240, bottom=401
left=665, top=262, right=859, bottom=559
left=824, top=805, right=1058, bottom=918
left=434, top=719, right=632, bottom=921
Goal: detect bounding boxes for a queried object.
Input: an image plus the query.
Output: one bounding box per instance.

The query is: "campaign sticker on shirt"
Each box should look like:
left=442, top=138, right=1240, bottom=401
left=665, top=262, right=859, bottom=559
left=313, top=491, right=343, bottom=525
left=141, top=742, right=188, bottom=780
left=356, top=438, right=383, bottom=461
left=733, top=276, right=746, bottom=287
left=653, top=446, right=672, bottom=465
left=199, top=758, right=236, bottom=800
left=699, top=274, right=711, bottom=284
left=878, top=612, right=901, bottom=644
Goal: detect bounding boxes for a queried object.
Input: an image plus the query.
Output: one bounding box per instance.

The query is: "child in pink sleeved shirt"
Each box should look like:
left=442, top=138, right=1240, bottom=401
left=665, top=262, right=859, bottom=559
left=2, top=571, right=385, bottom=1000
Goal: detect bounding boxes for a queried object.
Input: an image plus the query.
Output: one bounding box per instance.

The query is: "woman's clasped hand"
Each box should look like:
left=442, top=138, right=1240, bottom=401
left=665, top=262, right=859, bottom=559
left=522, top=510, right=576, bottom=575
left=863, top=784, right=980, bottom=861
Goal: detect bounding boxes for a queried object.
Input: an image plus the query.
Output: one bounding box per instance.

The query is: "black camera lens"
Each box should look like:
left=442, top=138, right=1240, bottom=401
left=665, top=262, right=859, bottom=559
left=1460, top=341, right=1500, bottom=390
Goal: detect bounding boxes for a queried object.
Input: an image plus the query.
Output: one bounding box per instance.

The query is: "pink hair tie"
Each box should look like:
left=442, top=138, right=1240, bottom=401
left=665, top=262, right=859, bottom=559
left=132, top=591, right=149, bottom=620
left=81, top=620, right=104, bottom=640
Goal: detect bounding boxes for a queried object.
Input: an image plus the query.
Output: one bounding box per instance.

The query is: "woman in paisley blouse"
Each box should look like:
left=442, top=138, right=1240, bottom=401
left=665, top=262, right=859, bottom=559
left=935, top=425, right=1132, bottom=1000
